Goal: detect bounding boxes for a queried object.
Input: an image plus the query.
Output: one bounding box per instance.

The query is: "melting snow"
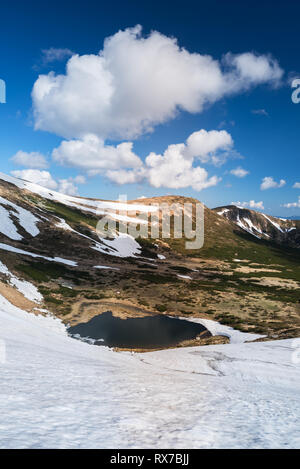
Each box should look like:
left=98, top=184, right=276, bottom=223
left=0, top=172, right=157, bottom=217
left=0, top=297, right=299, bottom=448
left=0, top=260, right=42, bottom=303
left=0, top=243, right=77, bottom=266
left=0, top=196, right=40, bottom=240
left=182, top=316, right=265, bottom=344
left=94, top=234, right=141, bottom=258
left=262, top=214, right=284, bottom=233
left=157, top=254, right=166, bottom=260
left=217, top=208, right=230, bottom=216
left=234, top=214, right=272, bottom=239
left=56, top=216, right=141, bottom=259
left=0, top=204, right=22, bottom=240
left=236, top=214, right=261, bottom=238
left=107, top=213, right=149, bottom=224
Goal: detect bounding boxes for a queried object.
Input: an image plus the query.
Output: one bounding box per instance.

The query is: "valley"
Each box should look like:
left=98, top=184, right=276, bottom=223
left=0, top=172, right=298, bottom=349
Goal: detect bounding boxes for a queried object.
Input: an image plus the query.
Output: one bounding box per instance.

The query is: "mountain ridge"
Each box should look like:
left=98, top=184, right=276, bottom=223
left=213, top=204, right=300, bottom=248
left=0, top=171, right=299, bottom=345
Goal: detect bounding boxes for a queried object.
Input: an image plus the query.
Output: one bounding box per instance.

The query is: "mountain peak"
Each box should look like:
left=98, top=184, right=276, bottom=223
left=213, top=204, right=299, bottom=247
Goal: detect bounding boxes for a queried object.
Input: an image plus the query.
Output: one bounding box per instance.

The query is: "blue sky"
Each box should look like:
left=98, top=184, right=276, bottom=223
left=0, top=0, right=299, bottom=216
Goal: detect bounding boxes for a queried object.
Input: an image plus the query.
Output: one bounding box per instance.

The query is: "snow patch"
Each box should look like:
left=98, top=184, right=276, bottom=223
left=0, top=205, right=22, bottom=240
left=236, top=214, right=261, bottom=239
left=0, top=243, right=77, bottom=266
left=0, top=260, right=42, bottom=303
left=157, top=254, right=166, bottom=260
left=0, top=196, right=40, bottom=240
left=217, top=208, right=230, bottom=216
left=56, top=216, right=141, bottom=259
left=181, top=316, right=265, bottom=344
left=94, top=234, right=141, bottom=258
left=262, top=214, right=284, bottom=233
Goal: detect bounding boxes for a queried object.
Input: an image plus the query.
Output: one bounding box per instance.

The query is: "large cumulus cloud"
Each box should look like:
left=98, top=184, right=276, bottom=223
left=32, top=25, right=283, bottom=141
left=53, top=129, right=234, bottom=191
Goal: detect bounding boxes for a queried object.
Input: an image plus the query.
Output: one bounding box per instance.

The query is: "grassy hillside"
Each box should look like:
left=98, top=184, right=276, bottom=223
left=0, top=178, right=298, bottom=343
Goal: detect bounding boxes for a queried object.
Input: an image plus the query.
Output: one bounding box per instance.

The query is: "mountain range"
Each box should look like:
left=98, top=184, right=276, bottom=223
left=0, top=171, right=299, bottom=347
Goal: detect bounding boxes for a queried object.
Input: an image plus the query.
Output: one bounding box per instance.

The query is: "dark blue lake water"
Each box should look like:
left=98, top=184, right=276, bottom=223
left=68, top=311, right=209, bottom=348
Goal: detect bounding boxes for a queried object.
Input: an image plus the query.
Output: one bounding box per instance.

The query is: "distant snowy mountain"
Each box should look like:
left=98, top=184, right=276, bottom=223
left=214, top=204, right=300, bottom=248
left=277, top=216, right=300, bottom=221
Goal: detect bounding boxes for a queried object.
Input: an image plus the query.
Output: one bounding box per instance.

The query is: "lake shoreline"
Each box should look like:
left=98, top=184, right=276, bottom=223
left=68, top=310, right=220, bottom=351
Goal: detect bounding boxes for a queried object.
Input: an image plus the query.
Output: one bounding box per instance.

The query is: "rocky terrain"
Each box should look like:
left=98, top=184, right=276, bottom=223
left=0, top=171, right=299, bottom=347
left=214, top=204, right=300, bottom=247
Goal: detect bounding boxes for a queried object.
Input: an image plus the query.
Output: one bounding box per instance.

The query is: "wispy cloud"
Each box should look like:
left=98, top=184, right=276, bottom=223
left=251, top=109, right=269, bottom=116
left=230, top=166, right=249, bottom=178
left=261, top=176, right=286, bottom=190
left=218, top=120, right=235, bottom=129
left=41, top=47, right=74, bottom=64
left=33, top=47, right=74, bottom=70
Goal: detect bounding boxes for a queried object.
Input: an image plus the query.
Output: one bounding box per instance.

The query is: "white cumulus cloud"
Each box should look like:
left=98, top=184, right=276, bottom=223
left=11, top=151, right=48, bottom=169
left=185, top=129, right=233, bottom=162
left=105, top=168, right=145, bottom=185
left=283, top=197, right=300, bottom=208
left=145, top=144, right=220, bottom=191
left=52, top=134, right=143, bottom=173
left=11, top=169, right=58, bottom=189
left=32, top=25, right=284, bottom=141
left=260, top=176, right=286, bottom=190
left=231, top=200, right=264, bottom=210
left=230, top=166, right=249, bottom=178
left=10, top=169, right=85, bottom=196
left=52, top=128, right=233, bottom=190
left=225, top=52, right=282, bottom=87
left=57, top=178, right=79, bottom=196
left=293, top=182, right=300, bottom=189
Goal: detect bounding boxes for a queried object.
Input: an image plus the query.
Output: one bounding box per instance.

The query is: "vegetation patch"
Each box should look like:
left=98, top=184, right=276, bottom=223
left=44, top=200, right=98, bottom=228
left=16, top=261, right=70, bottom=282
left=155, top=304, right=167, bottom=312
left=140, top=273, right=179, bottom=284
left=43, top=295, right=64, bottom=305
left=56, top=286, right=79, bottom=297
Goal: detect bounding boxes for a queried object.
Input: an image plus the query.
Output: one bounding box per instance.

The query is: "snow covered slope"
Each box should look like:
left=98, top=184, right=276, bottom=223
left=0, top=171, right=145, bottom=266
left=214, top=205, right=300, bottom=248
left=0, top=172, right=156, bottom=217
left=0, top=297, right=299, bottom=449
